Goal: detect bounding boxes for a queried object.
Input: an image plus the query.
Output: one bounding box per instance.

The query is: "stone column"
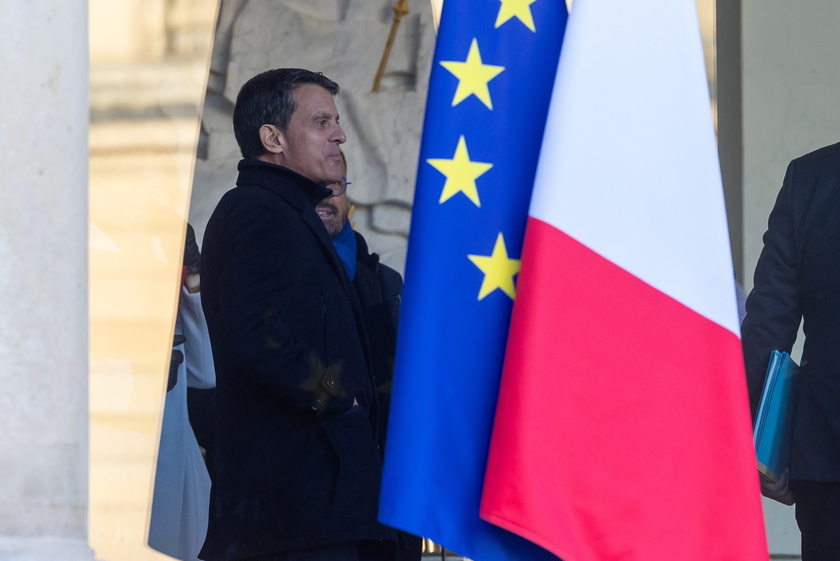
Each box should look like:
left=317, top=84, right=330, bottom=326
left=0, top=0, right=95, bottom=559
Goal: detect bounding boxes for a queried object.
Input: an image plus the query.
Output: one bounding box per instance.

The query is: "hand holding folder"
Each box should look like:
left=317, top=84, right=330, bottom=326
left=753, top=350, right=799, bottom=487
left=760, top=467, right=794, bottom=506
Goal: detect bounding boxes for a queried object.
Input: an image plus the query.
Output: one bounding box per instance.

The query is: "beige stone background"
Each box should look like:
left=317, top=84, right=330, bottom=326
left=89, top=1, right=217, bottom=559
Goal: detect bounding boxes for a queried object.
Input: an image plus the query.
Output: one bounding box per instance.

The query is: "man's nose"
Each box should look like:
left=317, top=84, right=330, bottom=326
left=333, top=123, right=346, bottom=144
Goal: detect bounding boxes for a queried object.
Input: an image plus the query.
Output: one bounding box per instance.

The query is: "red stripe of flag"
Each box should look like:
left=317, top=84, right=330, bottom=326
left=481, top=218, right=767, bottom=561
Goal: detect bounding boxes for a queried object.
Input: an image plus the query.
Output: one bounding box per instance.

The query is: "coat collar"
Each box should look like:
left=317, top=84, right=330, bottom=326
left=353, top=230, right=380, bottom=271
left=236, top=158, right=332, bottom=209
left=236, top=159, right=344, bottom=279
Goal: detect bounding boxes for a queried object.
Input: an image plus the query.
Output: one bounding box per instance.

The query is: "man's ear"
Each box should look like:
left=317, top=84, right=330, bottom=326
left=258, top=124, right=285, bottom=154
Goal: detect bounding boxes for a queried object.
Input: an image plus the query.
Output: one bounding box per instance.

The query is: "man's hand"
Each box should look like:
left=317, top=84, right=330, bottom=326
left=760, top=469, right=795, bottom=506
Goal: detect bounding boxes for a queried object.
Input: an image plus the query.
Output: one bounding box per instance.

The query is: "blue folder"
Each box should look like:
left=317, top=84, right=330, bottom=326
left=753, top=350, right=799, bottom=483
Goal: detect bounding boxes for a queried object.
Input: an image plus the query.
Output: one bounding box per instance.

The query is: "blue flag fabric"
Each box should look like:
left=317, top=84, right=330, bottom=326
left=378, top=2, right=567, bottom=560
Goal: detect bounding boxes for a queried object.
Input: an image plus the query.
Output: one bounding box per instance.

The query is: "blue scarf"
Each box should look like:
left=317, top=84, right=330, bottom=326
left=332, top=221, right=357, bottom=280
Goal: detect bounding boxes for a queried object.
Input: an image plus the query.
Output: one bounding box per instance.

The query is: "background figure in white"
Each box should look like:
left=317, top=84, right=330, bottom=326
left=149, top=225, right=215, bottom=561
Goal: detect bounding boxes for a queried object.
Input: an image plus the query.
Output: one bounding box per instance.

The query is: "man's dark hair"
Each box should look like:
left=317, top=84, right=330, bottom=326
left=232, top=68, right=340, bottom=159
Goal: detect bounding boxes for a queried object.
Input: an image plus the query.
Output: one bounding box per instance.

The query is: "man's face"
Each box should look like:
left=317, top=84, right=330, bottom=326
left=316, top=175, right=350, bottom=238
left=279, top=84, right=346, bottom=185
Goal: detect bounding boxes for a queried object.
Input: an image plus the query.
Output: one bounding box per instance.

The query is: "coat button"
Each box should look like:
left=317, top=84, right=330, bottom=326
left=325, top=378, right=336, bottom=389
left=311, top=399, right=323, bottom=411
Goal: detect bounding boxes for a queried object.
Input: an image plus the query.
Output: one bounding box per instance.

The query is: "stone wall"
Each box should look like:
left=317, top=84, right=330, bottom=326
left=189, top=0, right=437, bottom=273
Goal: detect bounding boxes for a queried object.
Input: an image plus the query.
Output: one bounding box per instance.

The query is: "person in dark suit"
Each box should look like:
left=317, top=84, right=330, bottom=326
left=199, top=68, right=398, bottom=561
left=316, top=154, right=421, bottom=561
left=741, top=141, right=840, bottom=561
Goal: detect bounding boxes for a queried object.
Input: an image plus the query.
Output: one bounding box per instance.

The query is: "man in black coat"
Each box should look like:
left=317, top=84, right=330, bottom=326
left=314, top=154, right=403, bottom=448
left=199, top=68, right=398, bottom=561
left=315, top=155, right=421, bottom=561
left=741, top=141, right=840, bottom=561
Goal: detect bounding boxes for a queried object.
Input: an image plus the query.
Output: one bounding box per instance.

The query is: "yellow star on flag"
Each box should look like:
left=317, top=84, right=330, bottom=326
left=495, top=0, right=538, bottom=32
left=427, top=136, right=493, bottom=207
left=440, top=38, right=505, bottom=109
left=468, top=233, right=521, bottom=301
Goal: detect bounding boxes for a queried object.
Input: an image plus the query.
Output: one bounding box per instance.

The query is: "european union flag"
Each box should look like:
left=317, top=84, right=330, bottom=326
left=379, top=2, right=567, bottom=560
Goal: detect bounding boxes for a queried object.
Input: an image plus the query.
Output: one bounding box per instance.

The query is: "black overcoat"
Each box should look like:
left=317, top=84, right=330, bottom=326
left=199, top=159, right=395, bottom=560
left=742, top=141, right=840, bottom=482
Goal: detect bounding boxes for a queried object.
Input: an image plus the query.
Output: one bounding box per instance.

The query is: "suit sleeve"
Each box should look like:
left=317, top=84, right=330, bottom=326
left=210, top=196, right=355, bottom=416
left=741, top=160, right=803, bottom=419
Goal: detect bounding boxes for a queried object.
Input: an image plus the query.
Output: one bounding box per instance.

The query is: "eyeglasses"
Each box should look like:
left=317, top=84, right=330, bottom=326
left=327, top=177, right=351, bottom=198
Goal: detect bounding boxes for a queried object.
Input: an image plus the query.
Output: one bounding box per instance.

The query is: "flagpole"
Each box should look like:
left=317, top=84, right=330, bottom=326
left=372, top=0, right=410, bottom=92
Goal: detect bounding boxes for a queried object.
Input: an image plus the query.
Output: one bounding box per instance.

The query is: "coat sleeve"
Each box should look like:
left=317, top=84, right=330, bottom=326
left=208, top=195, right=355, bottom=416
left=741, top=160, right=803, bottom=419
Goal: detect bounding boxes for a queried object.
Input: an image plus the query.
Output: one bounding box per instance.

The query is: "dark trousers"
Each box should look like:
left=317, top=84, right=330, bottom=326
left=244, top=541, right=398, bottom=561
left=791, top=480, right=840, bottom=561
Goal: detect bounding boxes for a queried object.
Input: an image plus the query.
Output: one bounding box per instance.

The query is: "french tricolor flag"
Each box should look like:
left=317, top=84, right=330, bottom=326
left=480, top=1, right=769, bottom=560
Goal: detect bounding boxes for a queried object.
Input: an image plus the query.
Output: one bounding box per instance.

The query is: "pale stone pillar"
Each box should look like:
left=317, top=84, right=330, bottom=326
left=0, top=0, right=95, bottom=559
